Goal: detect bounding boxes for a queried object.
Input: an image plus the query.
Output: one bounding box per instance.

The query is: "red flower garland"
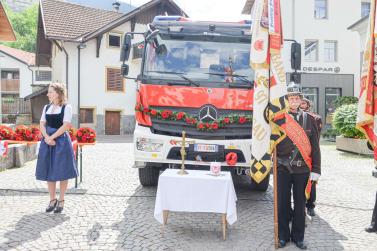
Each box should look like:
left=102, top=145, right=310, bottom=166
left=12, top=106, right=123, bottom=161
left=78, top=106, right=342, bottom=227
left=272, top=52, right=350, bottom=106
left=134, top=102, right=252, bottom=131
left=15, top=125, right=42, bottom=141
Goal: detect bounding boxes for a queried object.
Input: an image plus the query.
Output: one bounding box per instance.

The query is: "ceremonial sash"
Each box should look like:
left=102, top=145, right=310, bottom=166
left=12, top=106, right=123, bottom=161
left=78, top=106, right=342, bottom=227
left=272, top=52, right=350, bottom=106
left=278, top=113, right=313, bottom=199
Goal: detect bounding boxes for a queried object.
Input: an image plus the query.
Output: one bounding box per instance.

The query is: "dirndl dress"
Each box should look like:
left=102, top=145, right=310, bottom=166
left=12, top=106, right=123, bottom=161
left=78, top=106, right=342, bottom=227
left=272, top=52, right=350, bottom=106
left=35, top=104, right=78, bottom=181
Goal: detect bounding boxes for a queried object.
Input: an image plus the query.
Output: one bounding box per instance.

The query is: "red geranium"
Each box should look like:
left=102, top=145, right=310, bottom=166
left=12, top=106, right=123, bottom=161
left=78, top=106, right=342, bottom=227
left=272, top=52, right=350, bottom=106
left=239, top=117, right=247, bottom=124
left=76, top=127, right=96, bottom=143
left=68, top=127, right=77, bottom=141
left=135, top=103, right=142, bottom=111
left=150, top=110, right=158, bottom=116
left=15, top=125, right=38, bottom=141
left=176, top=112, right=186, bottom=120
left=143, top=107, right=150, bottom=113
left=223, top=117, right=230, bottom=124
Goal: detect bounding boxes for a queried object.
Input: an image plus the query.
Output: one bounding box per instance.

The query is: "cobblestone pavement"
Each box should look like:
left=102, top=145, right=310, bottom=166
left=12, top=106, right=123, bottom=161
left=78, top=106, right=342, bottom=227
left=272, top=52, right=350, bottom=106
left=0, top=138, right=377, bottom=250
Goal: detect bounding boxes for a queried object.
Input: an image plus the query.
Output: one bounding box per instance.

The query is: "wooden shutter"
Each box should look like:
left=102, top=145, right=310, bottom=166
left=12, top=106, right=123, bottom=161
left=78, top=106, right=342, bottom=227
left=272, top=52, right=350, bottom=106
left=107, top=68, right=123, bottom=91
left=80, top=108, right=94, bottom=123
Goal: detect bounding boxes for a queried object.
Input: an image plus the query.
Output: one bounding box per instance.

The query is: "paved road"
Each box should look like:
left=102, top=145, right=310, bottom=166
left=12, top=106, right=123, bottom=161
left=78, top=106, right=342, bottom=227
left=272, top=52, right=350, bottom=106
left=0, top=139, right=376, bottom=250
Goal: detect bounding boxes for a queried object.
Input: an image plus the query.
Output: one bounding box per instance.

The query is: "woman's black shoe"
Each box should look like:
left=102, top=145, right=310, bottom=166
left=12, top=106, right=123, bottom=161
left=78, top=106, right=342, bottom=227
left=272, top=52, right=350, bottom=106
left=294, top=241, right=307, bottom=250
left=54, top=200, right=64, bottom=214
left=278, top=240, right=287, bottom=248
left=365, top=225, right=377, bottom=233
left=45, top=199, right=57, bottom=213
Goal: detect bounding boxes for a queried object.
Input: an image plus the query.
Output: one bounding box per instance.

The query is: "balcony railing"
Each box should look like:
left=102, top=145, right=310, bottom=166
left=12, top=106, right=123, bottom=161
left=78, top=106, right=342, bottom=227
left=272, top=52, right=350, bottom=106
left=1, top=79, right=20, bottom=93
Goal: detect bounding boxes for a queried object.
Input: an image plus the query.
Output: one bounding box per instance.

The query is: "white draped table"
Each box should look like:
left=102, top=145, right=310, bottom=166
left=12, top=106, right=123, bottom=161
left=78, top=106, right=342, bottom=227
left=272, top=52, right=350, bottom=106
left=154, top=169, right=237, bottom=240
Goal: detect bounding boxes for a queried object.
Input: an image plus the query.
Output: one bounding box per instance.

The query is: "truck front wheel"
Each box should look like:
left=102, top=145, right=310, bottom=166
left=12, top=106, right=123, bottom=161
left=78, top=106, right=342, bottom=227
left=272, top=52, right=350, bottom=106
left=250, top=173, right=270, bottom=192
left=138, top=165, right=160, bottom=186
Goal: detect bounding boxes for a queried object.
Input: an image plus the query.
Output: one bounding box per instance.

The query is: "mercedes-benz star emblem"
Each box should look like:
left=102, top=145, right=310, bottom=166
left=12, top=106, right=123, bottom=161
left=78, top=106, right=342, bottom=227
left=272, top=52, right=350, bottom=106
left=198, top=105, right=218, bottom=123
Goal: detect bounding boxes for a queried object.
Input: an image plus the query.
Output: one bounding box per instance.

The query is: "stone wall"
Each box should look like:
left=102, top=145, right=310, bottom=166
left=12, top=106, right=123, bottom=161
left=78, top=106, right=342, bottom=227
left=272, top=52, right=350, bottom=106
left=0, top=143, right=38, bottom=170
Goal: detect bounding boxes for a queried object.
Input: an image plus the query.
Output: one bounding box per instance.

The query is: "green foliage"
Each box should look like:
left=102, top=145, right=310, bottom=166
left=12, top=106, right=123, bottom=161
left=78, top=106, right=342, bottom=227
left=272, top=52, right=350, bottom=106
left=333, top=96, right=358, bottom=109
left=1, top=3, right=38, bottom=52
left=332, top=104, right=365, bottom=139
left=322, top=127, right=340, bottom=139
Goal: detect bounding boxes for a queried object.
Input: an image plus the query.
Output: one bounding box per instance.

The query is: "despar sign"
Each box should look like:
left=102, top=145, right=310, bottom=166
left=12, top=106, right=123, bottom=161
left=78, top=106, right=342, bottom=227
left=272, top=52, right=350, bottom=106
left=302, top=66, right=340, bottom=73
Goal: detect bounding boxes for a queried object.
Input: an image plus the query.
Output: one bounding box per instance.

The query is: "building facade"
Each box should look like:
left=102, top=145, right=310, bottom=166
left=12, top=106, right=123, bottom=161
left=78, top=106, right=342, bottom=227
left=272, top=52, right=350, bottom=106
left=244, top=0, right=368, bottom=127
left=36, top=0, right=187, bottom=134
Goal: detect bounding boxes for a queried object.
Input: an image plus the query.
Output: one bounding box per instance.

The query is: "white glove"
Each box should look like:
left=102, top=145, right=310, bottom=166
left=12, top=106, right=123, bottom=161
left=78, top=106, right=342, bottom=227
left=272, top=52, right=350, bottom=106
left=310, top=172, right=320, bottom=182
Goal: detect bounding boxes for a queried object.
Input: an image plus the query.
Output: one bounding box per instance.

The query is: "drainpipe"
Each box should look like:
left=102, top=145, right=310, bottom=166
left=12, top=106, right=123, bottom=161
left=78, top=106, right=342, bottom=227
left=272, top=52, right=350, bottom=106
left=292, top=0, right=296, bottom=39
left=27, top=66, right=34, bottom=86
left=62, top=46, right=69, bottom=96
left=77, top=43, right=86, bottom=128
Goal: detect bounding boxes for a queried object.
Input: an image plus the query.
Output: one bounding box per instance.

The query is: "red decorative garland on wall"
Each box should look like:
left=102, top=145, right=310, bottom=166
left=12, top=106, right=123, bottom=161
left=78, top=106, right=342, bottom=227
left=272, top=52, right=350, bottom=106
left=135, top=103, right=252, bottom=131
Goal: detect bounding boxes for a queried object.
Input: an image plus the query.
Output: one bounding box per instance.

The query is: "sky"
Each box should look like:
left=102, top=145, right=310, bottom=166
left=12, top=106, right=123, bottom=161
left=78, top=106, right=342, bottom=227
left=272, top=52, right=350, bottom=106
left=119, top=0, right=250, bottom=21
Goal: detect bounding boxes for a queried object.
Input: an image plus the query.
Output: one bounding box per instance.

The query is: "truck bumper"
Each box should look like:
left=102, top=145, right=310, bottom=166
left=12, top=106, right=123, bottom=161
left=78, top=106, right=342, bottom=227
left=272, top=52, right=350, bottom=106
left=133, top=124, right=252, bottom=168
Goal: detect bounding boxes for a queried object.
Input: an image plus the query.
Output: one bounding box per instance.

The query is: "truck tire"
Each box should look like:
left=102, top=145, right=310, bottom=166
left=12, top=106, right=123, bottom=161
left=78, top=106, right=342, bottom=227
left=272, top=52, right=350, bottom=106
left=138, top=166, right=160, bottom=186
left=250, top=173, right=270, bottom=192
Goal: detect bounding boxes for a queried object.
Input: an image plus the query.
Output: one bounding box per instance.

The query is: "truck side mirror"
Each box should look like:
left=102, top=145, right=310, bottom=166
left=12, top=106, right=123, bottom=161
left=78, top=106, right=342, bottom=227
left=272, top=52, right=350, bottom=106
left=121, top=63, right=129, bottom=77
left=120, top=34, right=132, bottom=62
left=291, top=42, right=301, bottom=70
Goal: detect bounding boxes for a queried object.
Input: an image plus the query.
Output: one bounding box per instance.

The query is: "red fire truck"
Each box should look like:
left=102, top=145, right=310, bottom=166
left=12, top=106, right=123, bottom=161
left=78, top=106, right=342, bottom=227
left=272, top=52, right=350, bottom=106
left=120, top=16, right=300, bottom=191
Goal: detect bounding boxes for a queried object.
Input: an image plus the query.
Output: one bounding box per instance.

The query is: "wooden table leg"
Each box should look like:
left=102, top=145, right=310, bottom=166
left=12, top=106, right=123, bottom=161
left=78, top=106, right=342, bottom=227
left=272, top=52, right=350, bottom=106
left=222, top=214, right=227, bottom=240
left=163, top=210, right=169, bottom=225
left=161, top=210, right=169, bottom=237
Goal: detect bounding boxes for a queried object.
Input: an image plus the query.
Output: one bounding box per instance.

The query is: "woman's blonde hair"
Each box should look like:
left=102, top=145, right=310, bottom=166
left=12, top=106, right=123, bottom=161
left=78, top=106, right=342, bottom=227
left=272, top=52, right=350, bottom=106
left=49, top=83, right=67, bottom=105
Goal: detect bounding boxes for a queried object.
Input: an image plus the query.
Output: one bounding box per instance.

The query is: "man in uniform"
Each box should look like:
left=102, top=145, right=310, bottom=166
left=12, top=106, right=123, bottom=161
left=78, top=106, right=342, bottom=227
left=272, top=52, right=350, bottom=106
left=277, top=83, right=321, bottom=250
left=300, top=98, right=322, bottom=217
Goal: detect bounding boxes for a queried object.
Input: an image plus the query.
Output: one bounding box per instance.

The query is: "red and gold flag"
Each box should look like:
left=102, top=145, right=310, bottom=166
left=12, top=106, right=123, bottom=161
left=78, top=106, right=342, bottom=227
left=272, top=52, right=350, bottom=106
left=250, top=0, right=288, bottom=183
left=356, top=0, right=377, bottom=163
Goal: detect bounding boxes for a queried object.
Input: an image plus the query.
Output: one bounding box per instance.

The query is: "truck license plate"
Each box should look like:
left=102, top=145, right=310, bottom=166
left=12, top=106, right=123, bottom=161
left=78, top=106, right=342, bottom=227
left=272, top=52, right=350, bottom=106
left=194, top=144, right=218, bottom=152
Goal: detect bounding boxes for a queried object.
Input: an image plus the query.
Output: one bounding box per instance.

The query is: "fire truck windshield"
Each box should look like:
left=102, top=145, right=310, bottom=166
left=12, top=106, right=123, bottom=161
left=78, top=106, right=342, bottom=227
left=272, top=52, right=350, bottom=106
left=143, top=35, right=254, bottom=87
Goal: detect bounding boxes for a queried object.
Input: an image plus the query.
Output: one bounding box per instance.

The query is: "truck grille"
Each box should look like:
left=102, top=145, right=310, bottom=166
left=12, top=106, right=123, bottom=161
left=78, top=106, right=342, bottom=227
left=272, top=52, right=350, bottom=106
left=150, top=106, right=252, bottom=140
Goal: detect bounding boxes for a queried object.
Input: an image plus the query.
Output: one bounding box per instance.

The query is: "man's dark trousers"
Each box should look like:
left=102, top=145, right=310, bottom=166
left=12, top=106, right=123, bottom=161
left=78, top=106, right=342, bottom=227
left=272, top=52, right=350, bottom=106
left=278, top=167, right=309, bottom=242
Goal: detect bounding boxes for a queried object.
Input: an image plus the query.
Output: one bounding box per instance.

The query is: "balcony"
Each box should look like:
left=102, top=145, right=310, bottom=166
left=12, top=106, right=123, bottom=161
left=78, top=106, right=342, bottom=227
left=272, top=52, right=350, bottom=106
left=1, top=79, right=20, bottom=94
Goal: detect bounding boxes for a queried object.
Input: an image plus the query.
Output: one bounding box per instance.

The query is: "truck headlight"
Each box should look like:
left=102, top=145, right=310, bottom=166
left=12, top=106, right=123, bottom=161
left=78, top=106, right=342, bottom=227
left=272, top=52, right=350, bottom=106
left=136, top=137, right=164, bottom=152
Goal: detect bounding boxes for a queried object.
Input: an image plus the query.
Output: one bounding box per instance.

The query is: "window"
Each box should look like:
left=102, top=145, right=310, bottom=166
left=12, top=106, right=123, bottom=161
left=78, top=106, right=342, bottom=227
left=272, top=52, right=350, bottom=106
left=324, top=40, right=337, bottom=62
left=361, top=2, right=371, bottom=17
left=302, top=87, right=319, bottom=113
left=108, top=33, right=121, bottom=48
left=35, top=71, right=52, bottom=81
left=80, top=108, right=94, bottom=124
left=304, top=40, right=319, bottom=62
left=1, top=71, right=18, bottom=79
left=106, top=68, right=124, bottom=92
left=325, top=88, right=341, bottom=124
left=315, top=0, right=327, bottom=19
left=132, top=43, right=143, bottom=59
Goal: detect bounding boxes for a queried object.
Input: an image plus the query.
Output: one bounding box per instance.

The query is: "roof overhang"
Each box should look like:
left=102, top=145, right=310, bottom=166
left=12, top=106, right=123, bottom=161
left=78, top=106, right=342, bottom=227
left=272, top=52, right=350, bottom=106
left=0, top=3, right=16, bottom=41
left=79, top=0, right=189, bottom=42
left=348, top=15, right=368, bottom=31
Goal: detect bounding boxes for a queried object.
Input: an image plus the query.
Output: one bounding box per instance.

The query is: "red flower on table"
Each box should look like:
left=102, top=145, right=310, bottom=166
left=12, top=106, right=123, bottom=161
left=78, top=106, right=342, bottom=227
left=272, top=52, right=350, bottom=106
left=135, top=103, right=142, bottom=111
left=205, top=123, right=210, bottom=128
left=143, top=107, right=150, bottom=113
left=239, top=117, right=247, bottom=124
left=77, top=131, right=83, bottom=137
left=150, top=110, right=157, bottom=116
left=176, top=112, right=186, bottom=120
left=223, top=117, right=230, bottom=124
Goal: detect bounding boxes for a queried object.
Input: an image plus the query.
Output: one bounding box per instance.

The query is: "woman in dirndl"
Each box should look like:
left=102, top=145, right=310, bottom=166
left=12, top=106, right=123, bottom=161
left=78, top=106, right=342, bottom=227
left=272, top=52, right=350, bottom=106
left=36, top=83, right=78, bottom=213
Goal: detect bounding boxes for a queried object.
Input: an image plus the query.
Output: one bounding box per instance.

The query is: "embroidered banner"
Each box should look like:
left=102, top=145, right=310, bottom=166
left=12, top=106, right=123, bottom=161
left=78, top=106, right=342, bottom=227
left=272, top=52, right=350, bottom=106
left=250, top=0, right=288, bottom=183
left=356, top=0, right=377, bottom=164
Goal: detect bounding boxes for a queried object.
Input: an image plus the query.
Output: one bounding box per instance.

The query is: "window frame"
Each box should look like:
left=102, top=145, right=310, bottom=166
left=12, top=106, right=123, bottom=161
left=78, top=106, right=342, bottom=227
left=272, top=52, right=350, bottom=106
left=105, top=67, right=125, bottom=93
left=304, top=39, right=319, bottom=62
left=361, top=2, right=371, bottom=17
left=79, top=107, right=96, bottom=125
left=324, top=40, right=337, bottom=62
left=314, top=0, right=328, bottom=19
left=107, top=31, right=123, bottom=49
left=35, top=70, right=52, bottom=82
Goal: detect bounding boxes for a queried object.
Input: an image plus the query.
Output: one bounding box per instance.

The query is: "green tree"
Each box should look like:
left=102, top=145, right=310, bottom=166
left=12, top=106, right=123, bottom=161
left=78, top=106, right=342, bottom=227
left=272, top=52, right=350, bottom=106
left=1, top=3, right=38, bottom=52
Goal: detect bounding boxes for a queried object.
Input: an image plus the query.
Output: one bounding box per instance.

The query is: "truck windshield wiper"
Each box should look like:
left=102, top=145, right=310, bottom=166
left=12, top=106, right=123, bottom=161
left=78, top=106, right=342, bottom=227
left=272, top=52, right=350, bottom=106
left=146, top=71, right=200, bottom=87
left=206, top=72, right=253, bottom=88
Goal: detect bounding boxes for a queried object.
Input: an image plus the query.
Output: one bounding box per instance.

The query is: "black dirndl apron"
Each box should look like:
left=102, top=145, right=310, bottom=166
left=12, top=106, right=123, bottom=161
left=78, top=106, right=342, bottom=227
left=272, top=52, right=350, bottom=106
left=35, top=104, right=78, bottom=181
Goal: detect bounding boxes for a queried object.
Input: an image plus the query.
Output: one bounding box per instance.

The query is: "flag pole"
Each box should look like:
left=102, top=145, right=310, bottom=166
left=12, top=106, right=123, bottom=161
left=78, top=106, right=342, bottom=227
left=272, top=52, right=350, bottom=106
left=273, top=149, right=279, bottom=249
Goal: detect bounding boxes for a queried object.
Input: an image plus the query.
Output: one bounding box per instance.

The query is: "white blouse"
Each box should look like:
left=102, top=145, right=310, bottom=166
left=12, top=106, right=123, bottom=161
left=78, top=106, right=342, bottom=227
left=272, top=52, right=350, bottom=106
left=40, top=104, right=73, bottom=123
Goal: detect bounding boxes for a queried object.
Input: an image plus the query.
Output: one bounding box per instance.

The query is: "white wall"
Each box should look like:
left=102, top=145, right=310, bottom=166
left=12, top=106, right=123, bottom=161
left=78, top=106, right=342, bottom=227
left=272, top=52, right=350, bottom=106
left=0, top=52, right=33, bottom=98
left=281, top=0, right=362, bottom=95
left=51, top=21, right=147, bottom=119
